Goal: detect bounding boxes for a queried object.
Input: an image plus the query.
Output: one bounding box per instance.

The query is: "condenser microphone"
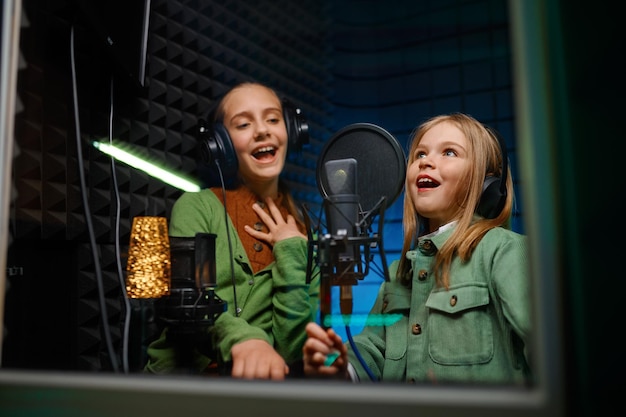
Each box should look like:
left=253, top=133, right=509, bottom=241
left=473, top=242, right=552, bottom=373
left=323, top=158, right=360, bottom=274
left=320, top=158, right=360, bottom=322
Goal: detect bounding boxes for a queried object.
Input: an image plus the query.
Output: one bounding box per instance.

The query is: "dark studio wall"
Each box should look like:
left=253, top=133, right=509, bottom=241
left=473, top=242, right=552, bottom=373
left=4, top=0, right=333, bottom=372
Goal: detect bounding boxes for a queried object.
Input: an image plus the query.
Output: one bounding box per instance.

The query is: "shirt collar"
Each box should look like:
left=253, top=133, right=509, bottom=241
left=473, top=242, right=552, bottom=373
left=419, top=220, right=457, bottom=241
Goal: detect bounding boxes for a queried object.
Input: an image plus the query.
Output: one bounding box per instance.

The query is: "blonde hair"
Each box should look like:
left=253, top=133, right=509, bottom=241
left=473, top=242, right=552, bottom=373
left=398, top=113, right=513, bottom=288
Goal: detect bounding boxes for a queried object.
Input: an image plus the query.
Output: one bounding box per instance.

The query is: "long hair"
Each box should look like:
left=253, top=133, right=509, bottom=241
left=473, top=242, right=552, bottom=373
left=397, top=113, right=513, bottom=288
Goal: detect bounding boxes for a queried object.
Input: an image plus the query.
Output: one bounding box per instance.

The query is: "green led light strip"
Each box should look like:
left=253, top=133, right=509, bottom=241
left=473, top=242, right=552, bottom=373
left=323, top=314, right=402, bottom=327
left=93, top=141, right=201, bottom=192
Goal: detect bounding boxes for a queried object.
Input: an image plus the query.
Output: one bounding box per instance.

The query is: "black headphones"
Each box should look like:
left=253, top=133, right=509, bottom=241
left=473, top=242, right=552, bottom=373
left=198, top=98, right=309, bottom=182
left=476, top=125, right=508, bottom=219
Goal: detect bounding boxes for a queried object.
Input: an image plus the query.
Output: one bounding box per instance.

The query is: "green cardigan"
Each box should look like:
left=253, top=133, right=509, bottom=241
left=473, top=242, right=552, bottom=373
left=145, top=188, right=320, bottom=373
left=348, top=226, right=532, bottom=385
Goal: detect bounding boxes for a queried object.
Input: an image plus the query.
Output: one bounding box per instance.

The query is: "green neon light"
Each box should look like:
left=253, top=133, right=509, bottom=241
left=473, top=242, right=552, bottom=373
left=93, top=141, right=201, bottom=192
left=323, top=314, right=403, bottom=328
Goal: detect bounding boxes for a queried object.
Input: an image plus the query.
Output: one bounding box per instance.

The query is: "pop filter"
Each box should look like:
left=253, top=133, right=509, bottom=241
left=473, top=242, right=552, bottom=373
left=317, top=123, right=406, bottom=216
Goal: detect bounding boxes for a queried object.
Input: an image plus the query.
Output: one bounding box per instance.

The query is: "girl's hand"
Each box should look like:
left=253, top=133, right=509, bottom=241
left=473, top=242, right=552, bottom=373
left=302, top=322, right=349, bottom=379
left=231, top=339, right=289, bottom=380
left=244, top=197, right=306, bottom=244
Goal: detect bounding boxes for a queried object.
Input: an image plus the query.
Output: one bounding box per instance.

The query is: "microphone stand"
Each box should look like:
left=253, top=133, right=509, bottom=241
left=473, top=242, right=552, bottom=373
left=314, top=196, right=389, bottom=329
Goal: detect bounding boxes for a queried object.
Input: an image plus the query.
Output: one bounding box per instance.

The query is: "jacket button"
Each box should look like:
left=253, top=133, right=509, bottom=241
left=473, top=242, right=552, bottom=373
left=450, top=295, right=457, bottom=307
left=254, top=222, right=264, bottom=231
left=248, top=279, right=254, bottom=285
left=418, top=269, right=428, bottom=281
left=411, top=323, right=422, bottom=335
left=418, top=239, right=436, bottom=255
left=253, top=242, right=263, bottom=252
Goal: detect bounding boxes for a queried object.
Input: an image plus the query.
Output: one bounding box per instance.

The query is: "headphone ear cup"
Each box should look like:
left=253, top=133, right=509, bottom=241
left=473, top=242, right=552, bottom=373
left=477, top=175, right=506, bottom=219
left=198, top=119, right=212, bottom=163
left=477, top=124, right=509, bottom=219
left=282, top=99, right=309, bottom=153
left=199, top=121, right=238, bottom=180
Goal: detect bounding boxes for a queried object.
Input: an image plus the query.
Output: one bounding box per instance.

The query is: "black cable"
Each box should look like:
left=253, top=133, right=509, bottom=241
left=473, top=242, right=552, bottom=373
left=70, top=24, right=119, bottom=372
left=108, top=75, right=131, bottom=374
left=366, top=256, right=386, bottom=281
left=345, top=325, right=377, bottom=382
left=301, top=203, right=320, bottom=285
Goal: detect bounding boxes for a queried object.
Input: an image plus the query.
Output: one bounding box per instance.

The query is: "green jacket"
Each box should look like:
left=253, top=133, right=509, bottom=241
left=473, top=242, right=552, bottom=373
left=348, top=226, right=532, bottom=385
left=145, top=188, right=320, bottom=373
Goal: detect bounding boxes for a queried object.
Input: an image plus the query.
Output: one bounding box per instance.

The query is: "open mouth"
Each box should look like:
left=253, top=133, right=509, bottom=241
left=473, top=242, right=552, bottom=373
left=417, top=177, right=439, bottom=189
left=253, top=146, right=276, bottom=160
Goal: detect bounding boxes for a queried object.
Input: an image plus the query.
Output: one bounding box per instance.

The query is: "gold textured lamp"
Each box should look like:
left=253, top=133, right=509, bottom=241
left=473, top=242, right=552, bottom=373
left=126, top=216, right=171, bottom=299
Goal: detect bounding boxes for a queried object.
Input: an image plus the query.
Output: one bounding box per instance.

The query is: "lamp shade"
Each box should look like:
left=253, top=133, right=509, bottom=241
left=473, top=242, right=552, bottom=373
left=126, top=216, right=171, bottom=298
